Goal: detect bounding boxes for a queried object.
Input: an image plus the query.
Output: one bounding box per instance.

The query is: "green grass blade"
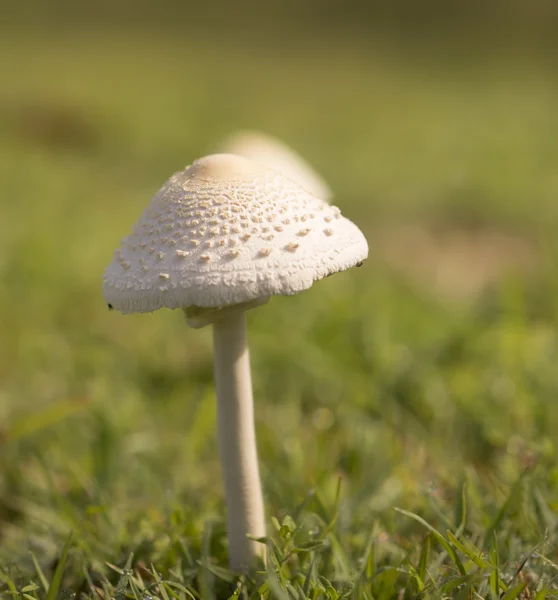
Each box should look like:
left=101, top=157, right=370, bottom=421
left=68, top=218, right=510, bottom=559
left=395, top=509, right=466, bottom=575
left=29, top=552, right=49, bottom=593
left=489, top=533, right=501, bottom=597
left=455, top=482, right=467, bottom=537
left=417, top=533, right=430, bottom=583
left=45, top=532, right=73, bottom=600
left=501, top=582, right=528, bottom=600
left=302, top=556, right=316, bottom=597
left=447, top=530, right=490, bottom=569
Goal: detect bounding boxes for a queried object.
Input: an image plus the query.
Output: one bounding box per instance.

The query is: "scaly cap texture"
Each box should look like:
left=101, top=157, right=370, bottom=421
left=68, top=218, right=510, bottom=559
left=103, top=154, right=367, bottom=313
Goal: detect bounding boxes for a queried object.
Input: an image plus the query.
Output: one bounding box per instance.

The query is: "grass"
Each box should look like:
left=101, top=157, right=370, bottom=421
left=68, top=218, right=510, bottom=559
left=1, top=24, right=558, bottom=599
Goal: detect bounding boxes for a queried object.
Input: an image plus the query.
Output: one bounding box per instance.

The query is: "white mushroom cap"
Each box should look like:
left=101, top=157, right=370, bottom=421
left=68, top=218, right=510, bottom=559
left=219, top=130, right=332, bottom=201
left=103, top=154, right=367, bottom=314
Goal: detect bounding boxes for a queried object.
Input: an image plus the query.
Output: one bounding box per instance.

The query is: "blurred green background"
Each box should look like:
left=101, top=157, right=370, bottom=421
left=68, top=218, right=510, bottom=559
left=1, top=1, right=558, bottom=596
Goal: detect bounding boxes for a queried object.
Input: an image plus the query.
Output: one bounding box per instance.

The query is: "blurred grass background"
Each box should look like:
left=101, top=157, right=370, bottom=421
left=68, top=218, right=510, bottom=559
left=1, top=1, right=558, bottom=596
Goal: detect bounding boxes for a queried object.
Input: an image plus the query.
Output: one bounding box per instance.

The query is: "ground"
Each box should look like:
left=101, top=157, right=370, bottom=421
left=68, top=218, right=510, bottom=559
left=1, top=25, right=558, bottom=599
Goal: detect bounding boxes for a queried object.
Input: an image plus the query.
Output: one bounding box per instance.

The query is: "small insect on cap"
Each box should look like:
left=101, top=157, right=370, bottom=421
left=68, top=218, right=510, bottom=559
left=219, top=130, right=332, bottom=201
left=102, top=153, right=368, bottom=314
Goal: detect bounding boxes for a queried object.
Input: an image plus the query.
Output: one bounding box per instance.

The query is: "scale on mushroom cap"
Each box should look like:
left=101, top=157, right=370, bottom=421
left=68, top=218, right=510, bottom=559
left=103, top=153, right=368, bottom=571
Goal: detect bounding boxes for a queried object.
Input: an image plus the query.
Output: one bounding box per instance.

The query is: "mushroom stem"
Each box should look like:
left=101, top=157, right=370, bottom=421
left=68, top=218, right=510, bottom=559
left=212, top=312, right=266, bottom=571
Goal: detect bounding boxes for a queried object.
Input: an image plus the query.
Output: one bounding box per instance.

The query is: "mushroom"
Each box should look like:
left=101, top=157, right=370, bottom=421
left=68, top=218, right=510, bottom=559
left=218, top=130, right=332, bottom=201
left=103, top=153, right=368, bottom=571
